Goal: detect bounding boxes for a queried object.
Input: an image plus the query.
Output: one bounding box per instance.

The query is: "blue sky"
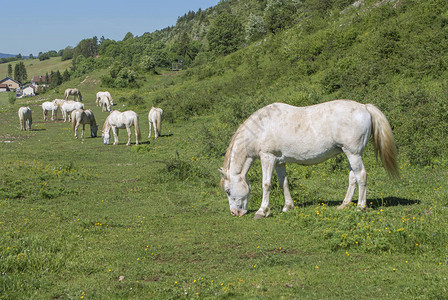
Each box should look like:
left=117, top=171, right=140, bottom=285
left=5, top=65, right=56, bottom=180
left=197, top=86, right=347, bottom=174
left=0, top=0, right=220, bottom=56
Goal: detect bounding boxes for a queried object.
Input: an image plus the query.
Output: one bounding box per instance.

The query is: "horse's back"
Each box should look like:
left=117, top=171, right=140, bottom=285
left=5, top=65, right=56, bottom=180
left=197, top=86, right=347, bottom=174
left=246, top=100, right=372, bottom=162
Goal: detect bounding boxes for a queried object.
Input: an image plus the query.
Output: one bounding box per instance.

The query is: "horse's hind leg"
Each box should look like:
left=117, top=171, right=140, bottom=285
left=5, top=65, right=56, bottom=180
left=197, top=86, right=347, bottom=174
left=337, top=168, right=357, bottom=210
left=126, top=127, right=132, bottom=146
left=340, top=152, right=367, bottom=210
left=148, top=121, right=152, bottom=139
left=275, top=164, right=294, bottom=212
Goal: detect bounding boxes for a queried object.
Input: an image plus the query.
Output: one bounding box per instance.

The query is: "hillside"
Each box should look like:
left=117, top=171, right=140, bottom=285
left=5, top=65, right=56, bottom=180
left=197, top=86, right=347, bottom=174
left=140, top=0, right=448, bottom=166
left=0, top=53, right=16, bottom=58
left=0, top=57, right=72, bottom=82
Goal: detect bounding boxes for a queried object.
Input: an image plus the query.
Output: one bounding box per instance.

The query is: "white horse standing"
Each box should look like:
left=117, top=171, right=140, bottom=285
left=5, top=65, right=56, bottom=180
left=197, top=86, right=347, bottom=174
left=98, top=95, right=111, bottom=112
left=64, top=88, right=83, bottom=101
left=71, top=109, right=98, bottom=139
left=96, top=91, right=114, bottom=106
left=148, top=107, right=163, bottom=139
left=102, top=110, right=141, bottom=146
left=62, top=100, right=84, bottom=122
left=219, top=100, right=399, bottom=218
left=42, top=101, right=58, bottom=120
left=52, top=99, right=66, bottom=120
left=18, top=107, right=32, bottom=131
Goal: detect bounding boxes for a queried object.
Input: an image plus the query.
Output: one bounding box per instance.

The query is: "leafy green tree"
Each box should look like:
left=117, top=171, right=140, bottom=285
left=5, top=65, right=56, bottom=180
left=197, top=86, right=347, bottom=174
left=7, top=64, right=12, bottom=77
left=123, top=32, right=134, bottom=41
left=245, top=13, right=267, bottom=42
left=13, top=62, right=27, bottom=83
left=50, top=70, right=62, bottom=87
left=264, top=0, right=298, bottom=33
left=61, top=47, right=74, bottom=61
left=73, top=37, right=98, bottom=60
left=62, top=70, right=70, bottom=82
left=207, top=12, right=243, bottom=55
left=140, top=55, right=156, bottom=72
left=29, top=54, right=34, bottom=59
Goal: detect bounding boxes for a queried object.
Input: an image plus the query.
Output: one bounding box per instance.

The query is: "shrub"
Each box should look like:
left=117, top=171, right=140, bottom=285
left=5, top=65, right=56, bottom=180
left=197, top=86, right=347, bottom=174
left=8, top=93, right=16, bottom=105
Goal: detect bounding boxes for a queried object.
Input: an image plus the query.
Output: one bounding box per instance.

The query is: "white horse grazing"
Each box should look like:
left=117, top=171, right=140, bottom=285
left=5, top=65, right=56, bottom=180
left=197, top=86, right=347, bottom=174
left=219, top=100, right=399, bottom=218
left=64, top=88, right=83, bottom=101
left=18, top=107, right=32, bottom=131
left=42, top=101, right=58, bottom=121
left=71, top=109, right=98, bottom=139
left=52, top=99, right=66, bottom=120
left=62, top=100, right=84, bottom=122
left=148, top=107, right=163, bottom=139
left=98, top=95, right=111, bottom=112
left=102, top=110, right=141, bottom=146
left=96, top=91, right=114, bottom=106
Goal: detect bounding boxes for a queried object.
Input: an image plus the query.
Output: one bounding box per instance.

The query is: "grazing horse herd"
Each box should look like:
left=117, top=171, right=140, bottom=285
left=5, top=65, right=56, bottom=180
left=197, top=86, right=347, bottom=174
left=18, top=88, right=399, bottom=218
left=18, top=88, right=164, bottom=146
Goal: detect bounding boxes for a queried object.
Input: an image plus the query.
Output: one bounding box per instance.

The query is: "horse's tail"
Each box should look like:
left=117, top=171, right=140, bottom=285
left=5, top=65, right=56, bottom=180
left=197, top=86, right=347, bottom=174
left=365, top=104, right=399, bottom=178
left=71, top=111, right=78, bottom=132
left=156, top=111, right=162, bottom=136
left=64, top=90, right=68, bottom=99
left=78, top=91, right=82, bottom=102
left=134, top=115, right=142, bottom=143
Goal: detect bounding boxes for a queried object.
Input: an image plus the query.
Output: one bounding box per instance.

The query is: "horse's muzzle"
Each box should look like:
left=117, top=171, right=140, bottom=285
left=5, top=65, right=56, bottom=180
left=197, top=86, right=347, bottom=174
left=230, top=209, right=247, bottom=217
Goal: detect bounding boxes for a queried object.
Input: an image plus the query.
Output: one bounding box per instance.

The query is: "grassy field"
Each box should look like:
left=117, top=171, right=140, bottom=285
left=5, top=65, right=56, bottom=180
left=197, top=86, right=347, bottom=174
left=1, top=73, right=448, bottom=299
left=0, top=57, right=72, bottom=81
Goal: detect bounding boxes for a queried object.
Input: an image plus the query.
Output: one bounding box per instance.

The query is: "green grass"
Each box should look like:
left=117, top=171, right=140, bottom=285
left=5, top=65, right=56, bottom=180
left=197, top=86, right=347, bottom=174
left=1, top=73, right=448, bottom=299
left=0, top=57, right=72, bottom=82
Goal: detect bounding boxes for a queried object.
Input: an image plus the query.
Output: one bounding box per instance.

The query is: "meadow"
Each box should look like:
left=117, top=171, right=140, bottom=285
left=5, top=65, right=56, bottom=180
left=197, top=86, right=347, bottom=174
left=0, top=70, right=447, bottom=299
left=0, top=57, right=72, bottom=80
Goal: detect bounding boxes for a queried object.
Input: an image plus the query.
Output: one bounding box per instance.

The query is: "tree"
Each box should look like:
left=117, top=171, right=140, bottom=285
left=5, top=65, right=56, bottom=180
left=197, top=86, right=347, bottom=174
left=50, top=70, right=62, bottom=87
left=123, top=32, right=134, bottom=41
left=61, top=47, right=74, bottom=61
left=7, top=64, right=12, bottom=77
left=140, top=55, right=156, bottom=72
left=13, top=62, right=27, bottom=83
left=29, top=54, right=34, bottom=59
left=264, top=0, right=298, bottom=33
left=62, top=70, right=70, bottom=82
left=246, top=13, right=267, bottom=42
left=207, top=12, right=243, bottom=56
left=73, top=37, right=98, bottom=59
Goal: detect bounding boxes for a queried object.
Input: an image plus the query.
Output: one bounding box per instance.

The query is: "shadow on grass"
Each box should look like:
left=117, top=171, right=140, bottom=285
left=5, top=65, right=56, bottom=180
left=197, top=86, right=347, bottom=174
left=297, top=197, right=420, bottom=208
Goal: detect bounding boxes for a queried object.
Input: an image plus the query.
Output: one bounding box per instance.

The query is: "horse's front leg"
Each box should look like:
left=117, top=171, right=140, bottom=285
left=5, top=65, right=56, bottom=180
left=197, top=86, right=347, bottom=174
left=254, top=153, right=275, bottom=219
left=275, top=164, right=294, bottom=212
left=126, top=127, right=132, bottom=146
left=113, top=127, right=119, bottom=145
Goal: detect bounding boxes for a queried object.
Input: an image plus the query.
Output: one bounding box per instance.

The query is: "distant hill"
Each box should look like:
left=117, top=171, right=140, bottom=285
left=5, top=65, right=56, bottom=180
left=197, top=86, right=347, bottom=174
left=0, top=53, right=17, bottom=59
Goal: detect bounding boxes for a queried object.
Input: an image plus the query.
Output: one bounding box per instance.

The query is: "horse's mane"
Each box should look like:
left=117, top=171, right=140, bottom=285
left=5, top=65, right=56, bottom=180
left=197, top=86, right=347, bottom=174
left=102, top=114, right=110, bottom=133
left=221, top=123, right=247, bottom=187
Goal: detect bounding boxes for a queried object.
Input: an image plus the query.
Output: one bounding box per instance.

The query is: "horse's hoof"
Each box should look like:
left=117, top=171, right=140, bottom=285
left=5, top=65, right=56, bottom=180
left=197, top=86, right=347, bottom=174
left=254, top=213, right=265, bottom=219
left=336, top=205, right=346, bottom=210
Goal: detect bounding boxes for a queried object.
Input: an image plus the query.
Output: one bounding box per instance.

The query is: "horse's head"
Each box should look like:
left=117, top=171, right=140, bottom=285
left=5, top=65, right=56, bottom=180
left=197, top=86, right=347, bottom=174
left=219, top=168, right=251, bottom=217
left=91, top=125, right=98, bottom=137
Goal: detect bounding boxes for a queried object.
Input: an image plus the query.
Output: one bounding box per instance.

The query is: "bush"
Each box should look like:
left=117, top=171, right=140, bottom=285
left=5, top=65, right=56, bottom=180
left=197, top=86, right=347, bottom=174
left=8, top=93, right=16, bottom=105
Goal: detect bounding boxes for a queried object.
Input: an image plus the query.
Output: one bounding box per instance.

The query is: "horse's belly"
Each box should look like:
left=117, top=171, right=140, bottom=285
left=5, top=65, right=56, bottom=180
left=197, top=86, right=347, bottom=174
left=281, top=147, right=342, bottom=165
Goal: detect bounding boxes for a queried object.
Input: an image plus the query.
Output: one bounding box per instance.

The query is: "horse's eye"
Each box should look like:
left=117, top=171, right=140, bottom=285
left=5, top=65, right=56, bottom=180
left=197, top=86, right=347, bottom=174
left=225, top=189, right=231, bottom=196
